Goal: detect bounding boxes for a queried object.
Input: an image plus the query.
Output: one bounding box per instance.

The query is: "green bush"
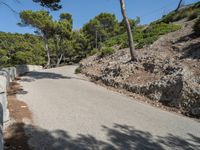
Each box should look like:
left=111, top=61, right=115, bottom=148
left=136, top=36, right=158, bottom=49
left=75, top=67, right=82, bottom=74
left=161, top=12, right=176, bottom=23
left=188, top=12, right=198, bottom=20
left=193, top=17, right=200, bottom=36
left=104, top=33, right=127, bottom=47
left=103, top=22, right=181, bottom=50
left=135, top=23, right=181, bottom=49
left=99, top=47, right=115, bottom=57
left=144, top=23, right=181, bottom=37
left=89, top=48, right=99, bottom=56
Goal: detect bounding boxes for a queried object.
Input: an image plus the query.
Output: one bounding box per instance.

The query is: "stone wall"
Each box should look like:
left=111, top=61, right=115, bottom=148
left=0, top=65, right=42, bottom=150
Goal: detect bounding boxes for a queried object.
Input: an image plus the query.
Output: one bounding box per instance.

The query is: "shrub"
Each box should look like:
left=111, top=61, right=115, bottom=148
left=75, top=67, right=82, bottom=74
left=161, top=12, right=176, bottom=23
left=193, top=17, right=200, bottom=36
left=173, top=11, right=188, bottom=21
left=135, top=23, right=181, bottom=49
left=89, top=48, right=99, bottom=56
left=99, top=47, right=115, bottom=57
left=188, top=11, right=198, bottom=20
left=136, top=36, right=158, bottom=49
left=104, top=33, right=127, bottom=47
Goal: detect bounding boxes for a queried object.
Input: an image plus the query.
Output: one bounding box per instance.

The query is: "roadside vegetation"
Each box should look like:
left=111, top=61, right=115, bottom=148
left=0, top=1, right=200, bottom=69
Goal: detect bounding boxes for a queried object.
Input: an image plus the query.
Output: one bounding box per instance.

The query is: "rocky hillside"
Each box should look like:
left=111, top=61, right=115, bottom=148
left=80, top=20, right=200, bottom=117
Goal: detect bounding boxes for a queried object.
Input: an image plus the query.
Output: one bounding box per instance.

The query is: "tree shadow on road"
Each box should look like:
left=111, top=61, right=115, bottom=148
left=4, top=123, right=200, bottom=150
left=20, top=71, right=85, bottom=82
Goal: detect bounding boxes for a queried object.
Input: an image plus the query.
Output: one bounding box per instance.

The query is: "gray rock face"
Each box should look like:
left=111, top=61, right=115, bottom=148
left=191, top=107, right=200, bottom=116
left=147, top=74, right=183, bottom=102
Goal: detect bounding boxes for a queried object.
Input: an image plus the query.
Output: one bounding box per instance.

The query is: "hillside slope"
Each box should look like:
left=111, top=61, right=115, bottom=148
left=80, top=20, right=200, bottom=117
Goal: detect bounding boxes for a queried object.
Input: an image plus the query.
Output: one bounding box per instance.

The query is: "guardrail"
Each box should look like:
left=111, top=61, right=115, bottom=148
left=0, top=65, right=42, bottom=150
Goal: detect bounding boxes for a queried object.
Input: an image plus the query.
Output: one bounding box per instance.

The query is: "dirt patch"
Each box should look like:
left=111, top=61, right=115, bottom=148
left=4, top=80, right=32, bottom=150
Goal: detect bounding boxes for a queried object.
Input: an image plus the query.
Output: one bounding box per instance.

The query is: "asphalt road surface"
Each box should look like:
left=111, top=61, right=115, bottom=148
left=17, top=65, right=200, bottom=150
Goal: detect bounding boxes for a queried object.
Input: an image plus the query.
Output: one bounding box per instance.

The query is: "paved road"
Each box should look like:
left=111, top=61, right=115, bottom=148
left=17, top=65, right=200, bottom=150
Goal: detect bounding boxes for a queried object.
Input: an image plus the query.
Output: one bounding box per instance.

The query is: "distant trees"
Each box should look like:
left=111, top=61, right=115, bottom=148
left=19, top=10, right=54, bottom=68
left=32, top=0, right=138, bottom=61
left=53, top=13, right=73, bottom=66
left=17, top=10, right=88, bottom=67
left=82, top=13, right=119, bottom=50
left=0, top=32, right=45, bottom=68
left=18, top=10, right=73, bottom=67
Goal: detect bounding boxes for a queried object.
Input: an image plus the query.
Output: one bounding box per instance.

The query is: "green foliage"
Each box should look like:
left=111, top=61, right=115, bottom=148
left=83, top=13, right=119, bottom=50
left=89, top=48, right=99, bottom=56
left=119, top=17, right=140, bottom=33
left=0, top=32, right=45, bottom=68
left=144, top=23, right=181, bottom=37
left=99, top=47, right=115, bottom=57
left=136, top=36, right=158, bottom=49
left=33, top=0, right=61, bottom=10
left=19, top=10, right=56, bottom=40
left=104, top=33, right=127, bottom=47
left=0, top=49, right=9, bottom=67
left=193, top=17, right=200, bottom=36
left=104, top=23, right=181, bottom=49
left=74, top=67, right=82, bottom=74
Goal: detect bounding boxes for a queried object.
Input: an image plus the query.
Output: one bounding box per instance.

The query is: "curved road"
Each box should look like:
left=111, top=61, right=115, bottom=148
left=17, top=65, right=200, bottom=150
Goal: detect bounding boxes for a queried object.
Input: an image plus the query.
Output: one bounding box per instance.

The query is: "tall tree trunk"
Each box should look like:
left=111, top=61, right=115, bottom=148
left=175, top=0, right=183, bottom=12
left=95, top=30, right=98, bottom=49
left=55, top=37, right=63, bottom=67
left=44, top=37, right=51, bottom=68
left=120, top=0, right=137, bottom=61
left=56, top=54, right=63, bottom=67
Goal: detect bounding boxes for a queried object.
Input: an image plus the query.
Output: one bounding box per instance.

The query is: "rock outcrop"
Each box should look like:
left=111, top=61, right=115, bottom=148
left=80, top=20, right=200, bottom=117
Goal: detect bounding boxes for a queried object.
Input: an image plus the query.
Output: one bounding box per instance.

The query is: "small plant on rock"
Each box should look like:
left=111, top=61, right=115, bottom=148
left=99, top=47, right=115, bottom=57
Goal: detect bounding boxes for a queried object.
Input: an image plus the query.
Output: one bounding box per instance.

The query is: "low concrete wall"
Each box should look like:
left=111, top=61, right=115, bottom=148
left=0, top=65, right=43, bottom=150
left=0, top=91, right=4, bottom=150
left=0, top=76, right=8, bottom=150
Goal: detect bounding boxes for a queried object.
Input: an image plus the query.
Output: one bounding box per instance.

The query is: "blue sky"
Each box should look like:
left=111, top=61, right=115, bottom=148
left=0, top=0, right=198, bottom=34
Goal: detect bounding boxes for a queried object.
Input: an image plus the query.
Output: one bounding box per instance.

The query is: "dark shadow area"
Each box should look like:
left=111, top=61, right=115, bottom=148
left=25, top=71, right=71, bottom=80
left=4, top=123, right=30, bottom=150
left=16, top=89, right=28, bottom=95
left=102, top=124, right=163, bottom=150
left=181, top=42, right=200, bottom=59
left=4, top=123, right=200, bottom=150
left=157, top=133, right=200, bottom=150
left=175, top=33, right=199, bottom=44
left=20, top=71, right=86, bottom=82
